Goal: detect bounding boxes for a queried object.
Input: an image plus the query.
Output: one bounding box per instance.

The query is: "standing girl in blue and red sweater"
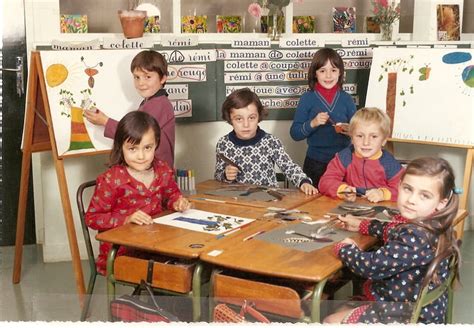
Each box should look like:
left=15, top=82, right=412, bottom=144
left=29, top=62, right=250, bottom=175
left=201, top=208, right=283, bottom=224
left=290, top=47, right=356, bottom=187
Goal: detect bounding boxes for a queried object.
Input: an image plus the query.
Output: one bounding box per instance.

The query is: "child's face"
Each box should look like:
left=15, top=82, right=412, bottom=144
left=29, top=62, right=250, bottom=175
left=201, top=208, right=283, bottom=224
left=351, top=122, right=387, bottom=158
left=315, top=60, right=340, bottom=89
left=230, top=103, right=259, bottom=140
left=397, top=174, right=448, bottom=220
left=122, top=128, right=156, bottom=171
left=132, top=68, right=166, bottom=99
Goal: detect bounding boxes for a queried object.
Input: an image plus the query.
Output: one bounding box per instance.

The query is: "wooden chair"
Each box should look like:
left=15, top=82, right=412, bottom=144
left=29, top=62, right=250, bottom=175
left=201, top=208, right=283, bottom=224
left=77, top=180, right=208, bottom=322
left=410, top=246, right=459, bottom=323
left=209, top=269, right=329, bottom=323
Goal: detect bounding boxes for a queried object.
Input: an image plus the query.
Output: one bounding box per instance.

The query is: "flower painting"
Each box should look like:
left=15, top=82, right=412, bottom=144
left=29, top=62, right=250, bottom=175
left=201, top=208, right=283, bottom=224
left=216, top=16, right=242, bottom=33
left=292, top=16, right=315, bottom=33
left=181, top=15, right=208, bottom=33
left=60, top=15, right=88, bottom=33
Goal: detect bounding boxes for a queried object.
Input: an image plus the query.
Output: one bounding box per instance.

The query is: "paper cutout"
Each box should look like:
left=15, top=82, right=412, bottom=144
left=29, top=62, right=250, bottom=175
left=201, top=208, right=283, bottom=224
left=153, top=209, right=254, bottom=235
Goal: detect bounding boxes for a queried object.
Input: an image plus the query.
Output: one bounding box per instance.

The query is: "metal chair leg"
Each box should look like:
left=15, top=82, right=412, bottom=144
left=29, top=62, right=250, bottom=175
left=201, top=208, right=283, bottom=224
left=310, top=278, right=328, bottom=323
left=106, top=245, right=119, bottom=321
left=80, top=273, right=97, bottom=321
left=191, top=262, right=203, bottom=322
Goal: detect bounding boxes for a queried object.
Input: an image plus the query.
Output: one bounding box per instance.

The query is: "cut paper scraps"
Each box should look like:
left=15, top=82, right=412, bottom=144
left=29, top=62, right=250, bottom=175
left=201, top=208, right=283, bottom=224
left=366, top=48, right=474, bottom=145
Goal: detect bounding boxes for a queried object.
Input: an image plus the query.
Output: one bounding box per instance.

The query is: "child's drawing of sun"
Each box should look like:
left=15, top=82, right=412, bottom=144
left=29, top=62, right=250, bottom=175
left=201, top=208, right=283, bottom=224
left=44, top=60, right=81, bottom=89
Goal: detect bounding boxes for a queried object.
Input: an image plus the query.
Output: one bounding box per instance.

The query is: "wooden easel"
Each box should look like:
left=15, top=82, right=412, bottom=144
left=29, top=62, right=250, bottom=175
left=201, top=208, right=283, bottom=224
left=12, top=51, right=107, bottom=302
left=387, top=138, right=473, bottom=239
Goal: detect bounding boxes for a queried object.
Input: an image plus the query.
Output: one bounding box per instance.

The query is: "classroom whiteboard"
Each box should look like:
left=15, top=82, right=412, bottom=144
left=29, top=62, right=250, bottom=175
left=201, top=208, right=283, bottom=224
left=366, top=48, right=474, bottom=146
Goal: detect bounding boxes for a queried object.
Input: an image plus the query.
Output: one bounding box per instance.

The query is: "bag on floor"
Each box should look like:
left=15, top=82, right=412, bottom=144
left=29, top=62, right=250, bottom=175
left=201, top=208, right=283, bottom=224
left=213, top=300, right=270, bottom=323
left=111, top=279, right=179, bottom=322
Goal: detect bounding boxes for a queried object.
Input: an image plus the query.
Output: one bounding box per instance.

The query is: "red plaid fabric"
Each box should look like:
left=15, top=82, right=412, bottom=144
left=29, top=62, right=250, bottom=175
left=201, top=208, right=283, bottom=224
left=110, top=295, right=171, bottom=322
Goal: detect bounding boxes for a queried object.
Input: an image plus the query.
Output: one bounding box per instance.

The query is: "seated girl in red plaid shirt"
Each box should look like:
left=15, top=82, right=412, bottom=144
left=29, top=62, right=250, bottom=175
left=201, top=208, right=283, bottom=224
left=85, top=111, right=190, bottom=275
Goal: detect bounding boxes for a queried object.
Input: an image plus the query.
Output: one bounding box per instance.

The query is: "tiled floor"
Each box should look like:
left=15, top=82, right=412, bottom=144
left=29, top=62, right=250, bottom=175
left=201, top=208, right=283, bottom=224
left=0, top=231, right=473, bottom=323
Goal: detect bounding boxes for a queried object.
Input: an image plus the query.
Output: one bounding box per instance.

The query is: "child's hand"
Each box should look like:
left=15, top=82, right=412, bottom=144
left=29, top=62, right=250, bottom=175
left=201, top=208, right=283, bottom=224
left=338, top=214, right=361, bottom=232
left=365, top=188, right=384, bottom=203
left=310, top=112, right=330, bottom=128
left=83, top=108, right=109, bottom=126
left=173, top=196, right=191, bottom=212
left=125, top=210, right=153, bottom=225
left=339, top=237, right=359, bottom=248
left=300, top=183, right=319, bottom=195
left=334, top=123, right=349, bottom=135
left=224, top=165, right=239, bottom=181
left=340, top=186, right=357, bottom=202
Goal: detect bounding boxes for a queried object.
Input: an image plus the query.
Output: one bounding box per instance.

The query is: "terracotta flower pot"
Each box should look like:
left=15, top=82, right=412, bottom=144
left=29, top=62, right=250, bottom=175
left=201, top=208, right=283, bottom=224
left=118, top=10, right=146, bottom=39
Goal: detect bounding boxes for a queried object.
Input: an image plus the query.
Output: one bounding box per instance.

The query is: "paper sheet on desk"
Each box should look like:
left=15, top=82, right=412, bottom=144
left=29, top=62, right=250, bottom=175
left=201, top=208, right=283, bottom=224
left=255, top=222, right=357, bottom=252
left=153, top=209, right=254, bottom=235
left=331, top=202, right=396, bottom=222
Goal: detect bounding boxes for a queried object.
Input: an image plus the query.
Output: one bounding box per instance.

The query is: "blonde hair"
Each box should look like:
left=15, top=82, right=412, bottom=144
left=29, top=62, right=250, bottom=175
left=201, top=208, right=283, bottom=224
left=348, top=107, right=391, bottom=137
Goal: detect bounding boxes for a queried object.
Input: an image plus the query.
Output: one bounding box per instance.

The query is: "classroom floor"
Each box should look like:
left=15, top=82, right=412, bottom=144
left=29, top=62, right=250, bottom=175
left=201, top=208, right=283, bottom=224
left=1, top=231, right=473, bottom=323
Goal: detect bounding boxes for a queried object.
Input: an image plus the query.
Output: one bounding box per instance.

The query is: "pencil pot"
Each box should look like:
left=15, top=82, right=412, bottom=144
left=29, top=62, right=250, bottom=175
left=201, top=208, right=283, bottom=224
left=118, top=10, right=146, bottom=38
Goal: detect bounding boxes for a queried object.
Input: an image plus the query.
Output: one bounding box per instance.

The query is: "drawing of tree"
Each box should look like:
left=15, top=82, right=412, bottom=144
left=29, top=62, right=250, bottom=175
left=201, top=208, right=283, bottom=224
left=58, top=88, right=96, bottom=152
left=377, top=56, right=415, bottom=136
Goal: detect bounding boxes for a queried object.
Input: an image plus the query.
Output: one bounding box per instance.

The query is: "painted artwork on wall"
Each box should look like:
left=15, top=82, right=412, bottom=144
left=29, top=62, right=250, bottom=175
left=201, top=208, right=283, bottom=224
left=292, top=16, right=316, bottom=33
left=60, top=14, right=88, bottom=33
left=181, top=15, right=208, bottom=33
left=332, top=7, right=356, bottom=33
left=437, top=4, right=460, bottom=41
left=366, top=48, right=474, bottom=145
left=216, top=15, right=242, bottom=33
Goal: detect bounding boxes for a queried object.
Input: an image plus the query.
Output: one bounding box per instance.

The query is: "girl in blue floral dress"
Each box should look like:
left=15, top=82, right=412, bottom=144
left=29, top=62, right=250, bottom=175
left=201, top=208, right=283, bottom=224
left=325, top=157, right=461, bottom=324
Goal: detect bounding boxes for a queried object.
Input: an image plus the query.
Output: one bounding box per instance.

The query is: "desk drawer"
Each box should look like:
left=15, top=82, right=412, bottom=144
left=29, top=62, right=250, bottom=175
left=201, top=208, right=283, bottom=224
left=213, top=272, right=304, bottom=319
left=114, top=256, right=195, bottom=293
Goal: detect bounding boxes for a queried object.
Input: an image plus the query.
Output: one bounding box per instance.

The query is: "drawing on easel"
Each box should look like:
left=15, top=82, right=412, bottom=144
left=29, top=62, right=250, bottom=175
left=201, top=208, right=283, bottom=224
left=40, top=50, right=143, bottom=156
left=366, top=48, right=474, bottom=145
left=153, top=209, right=254, bottom=235
left=81, top=56, right=103, bottom=88
left=57, top=88, right=96, bottom=151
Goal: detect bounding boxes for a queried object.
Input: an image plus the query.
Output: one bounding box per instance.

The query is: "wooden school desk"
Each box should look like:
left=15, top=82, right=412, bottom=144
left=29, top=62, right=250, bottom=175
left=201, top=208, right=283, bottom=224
left=95, top=201, right=269, bottom=321
left=200, top=196, right=379, bottom=323
left=189, top=179, right=319, bottom=209
left=295, top=196, right=469, bottom=239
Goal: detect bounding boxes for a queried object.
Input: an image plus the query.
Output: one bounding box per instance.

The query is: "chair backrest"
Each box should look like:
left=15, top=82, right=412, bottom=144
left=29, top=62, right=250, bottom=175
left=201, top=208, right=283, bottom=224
left=76, top=180, right=98, bottom=276
left=275, top=172, right=290, bottom=189
left=410, top=246, right=459, bottom=323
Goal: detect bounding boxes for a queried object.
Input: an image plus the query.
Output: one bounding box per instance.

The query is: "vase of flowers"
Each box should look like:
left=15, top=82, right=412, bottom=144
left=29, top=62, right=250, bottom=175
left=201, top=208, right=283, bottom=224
left=372, top=0, right=400, bottom=41
left=248, top=0, right=296, bottom=40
